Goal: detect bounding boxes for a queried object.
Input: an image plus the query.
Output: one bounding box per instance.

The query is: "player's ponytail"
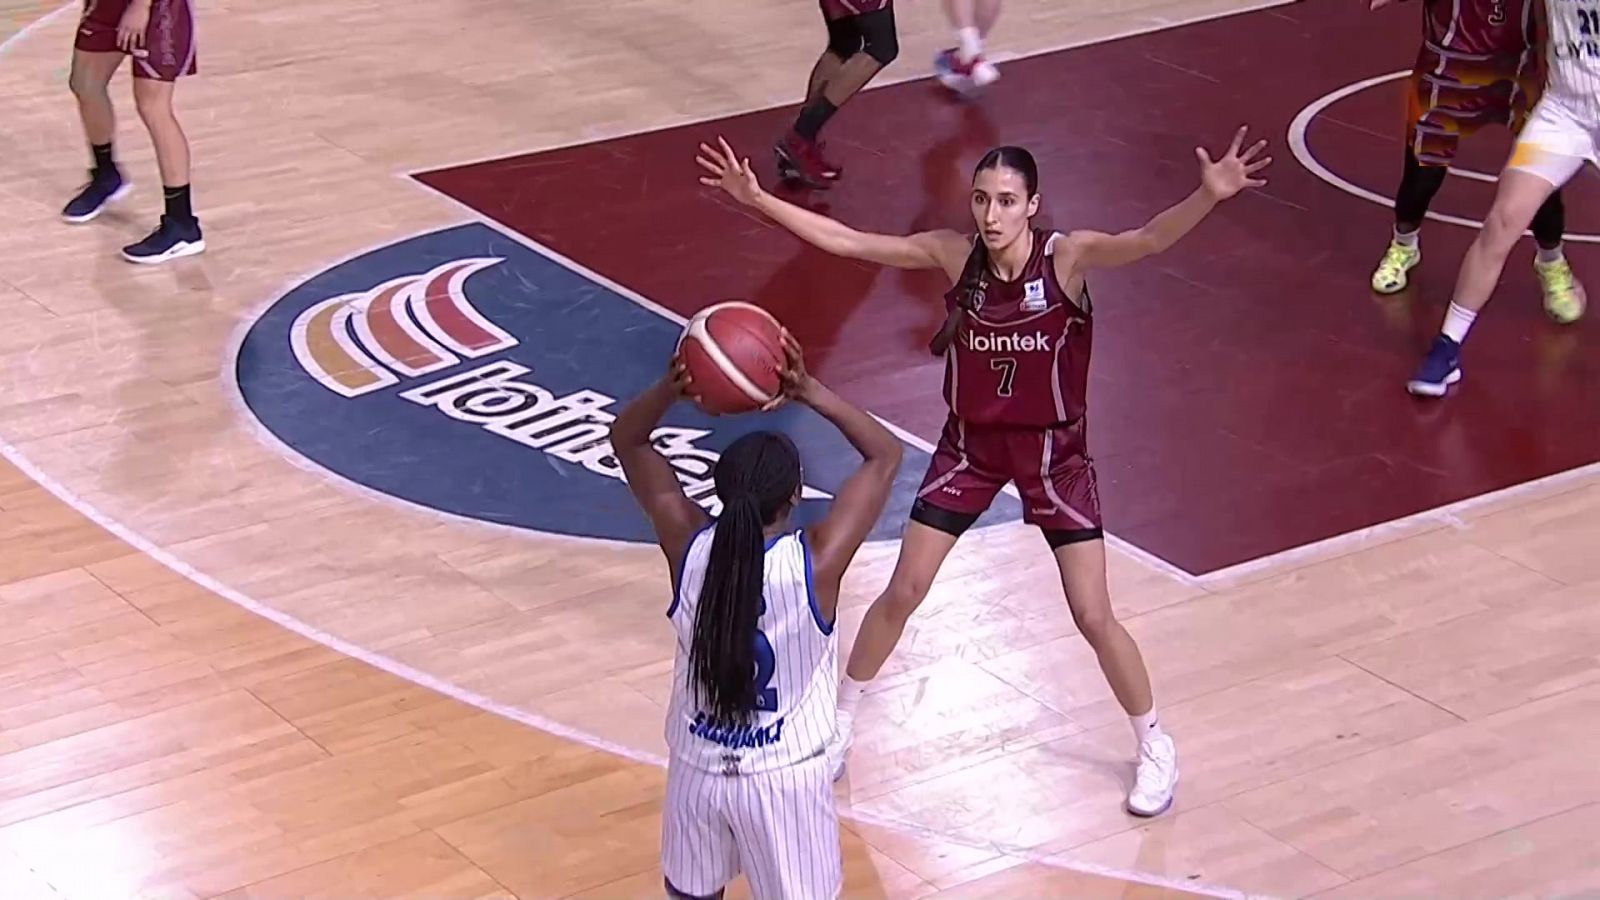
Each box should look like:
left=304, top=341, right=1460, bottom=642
left=690, top=431, right=802, bottom=725
left=930, top=145, right=1039, bottom=356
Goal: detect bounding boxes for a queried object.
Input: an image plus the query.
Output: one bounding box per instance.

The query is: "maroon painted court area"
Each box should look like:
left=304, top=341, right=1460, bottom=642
left=415, top=0, right=1600, bottom=575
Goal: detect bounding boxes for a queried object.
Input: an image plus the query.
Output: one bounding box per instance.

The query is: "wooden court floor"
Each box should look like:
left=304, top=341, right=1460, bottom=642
left=4, top=0, right=1600, bottom=896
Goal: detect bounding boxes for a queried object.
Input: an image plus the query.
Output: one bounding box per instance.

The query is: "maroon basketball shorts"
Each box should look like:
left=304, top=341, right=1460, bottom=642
left=819, top=0, right=891, bottom=23
left=914, top=414, right=1103, bottom=544
left=75, top=0, right=197, bottom=82
left=1407, top=51, right=1539, bottom=166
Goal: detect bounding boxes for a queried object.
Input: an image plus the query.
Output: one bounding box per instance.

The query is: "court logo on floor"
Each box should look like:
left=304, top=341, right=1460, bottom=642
left=236, top=223, right=1021, bottom=543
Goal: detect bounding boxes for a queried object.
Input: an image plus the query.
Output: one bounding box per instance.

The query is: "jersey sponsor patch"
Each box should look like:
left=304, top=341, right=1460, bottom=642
left=235, top=224, right=1023, bottom=543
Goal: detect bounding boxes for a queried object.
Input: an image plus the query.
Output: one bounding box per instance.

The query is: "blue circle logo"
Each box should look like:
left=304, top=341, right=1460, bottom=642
left=235, top=224, right=1021, bottom=543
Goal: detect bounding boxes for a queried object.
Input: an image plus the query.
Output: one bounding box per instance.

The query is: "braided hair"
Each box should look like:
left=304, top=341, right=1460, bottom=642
left=688, top=431, right=802, bottom=724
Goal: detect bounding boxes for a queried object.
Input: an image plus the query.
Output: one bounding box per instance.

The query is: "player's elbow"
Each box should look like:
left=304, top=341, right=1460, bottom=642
left=862, top=444, right=903, bottom=490
left=875, top=442, right=904, bottom=471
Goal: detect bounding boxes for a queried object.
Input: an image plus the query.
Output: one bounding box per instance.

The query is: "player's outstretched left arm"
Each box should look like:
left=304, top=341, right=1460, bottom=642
left=611, top=356, right=710, bottom=567
left=1060, top=125, right=1271, bottom=272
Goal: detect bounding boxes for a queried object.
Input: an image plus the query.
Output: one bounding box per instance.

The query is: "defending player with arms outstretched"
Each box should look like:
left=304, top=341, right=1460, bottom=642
left=1408, top=0, right=1600, bottom=396
left=63, top=0, right=204, bottom=264
left=697, top=128, right=1270, bottom=817
left=612, top=337, right=902, bottom=900
left=777, top=0, right=899, bottom=188
left=1368, top=0, right=1582, bottom=323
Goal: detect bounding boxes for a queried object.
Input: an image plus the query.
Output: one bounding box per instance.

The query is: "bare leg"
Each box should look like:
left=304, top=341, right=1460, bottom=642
left=121, top=77, right=204, bottom=262
left=1053, top=538, right=1177, bottom=816
left=936, top=0, right=999, bottom=88
left=943, top=0, right=1002, bottom=41
left=61, top=51, right=131, bottom=222
left=132, top=78, right=190, bottom=188
left=69, top=51, right=123, bottom=148
left=843, top=521, right=960, bottom=681
left=1408, top=159, right=1581, bottom=395
left=826, top=521, right=959, bottom=778
left=1051, top=539, right=1152, bottom=715
left=1448, top=168, right=1559, bottom=317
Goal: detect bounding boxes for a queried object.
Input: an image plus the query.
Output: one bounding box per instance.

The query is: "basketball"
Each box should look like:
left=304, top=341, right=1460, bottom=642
left=677, top=301, right=787, bottom=415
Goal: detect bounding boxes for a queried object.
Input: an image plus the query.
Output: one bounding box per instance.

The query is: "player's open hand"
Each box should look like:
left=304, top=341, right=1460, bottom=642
left=697, top=137, right=763, bottom=206
left=117, top=0, right=151, bottom=52
left=1197, top=126, right=1271, bottom=200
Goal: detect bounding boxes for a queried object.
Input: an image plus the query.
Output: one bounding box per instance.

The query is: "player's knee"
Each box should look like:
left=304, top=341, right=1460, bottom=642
left=131, top=80, right=176, bottom=118
left=857, top=10, right=899, bottom=65
left=1069, top=603, right=1117, bottom=647
left=1480, top=200, right=1532, bottom=250
left=68, top=67, right=107, bottom=101
left=875, top=577, right=929, bottom=623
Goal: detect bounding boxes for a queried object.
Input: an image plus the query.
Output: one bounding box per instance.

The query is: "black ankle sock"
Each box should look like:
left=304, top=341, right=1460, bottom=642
left=164, top=184, right=194, bottom=222
left=91, top=143, right=117, bottom=179
left=794, top=98, right=838, bottom=141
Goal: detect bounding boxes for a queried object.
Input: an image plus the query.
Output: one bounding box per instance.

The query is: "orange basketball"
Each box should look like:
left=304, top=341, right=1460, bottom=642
left=677, top=301, right=786, bottom=416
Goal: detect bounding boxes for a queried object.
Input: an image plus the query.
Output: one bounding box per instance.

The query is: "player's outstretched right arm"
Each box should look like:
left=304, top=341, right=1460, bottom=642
left=773, top=332, right=902, bottom=616
left=696, top=137, right=966, bottom=275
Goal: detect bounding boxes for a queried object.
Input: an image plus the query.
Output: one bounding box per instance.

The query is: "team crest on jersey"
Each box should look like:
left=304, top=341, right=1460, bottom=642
left=1022, top=278, right=1047, bottom=312
left=235, top=223, right=1023, bottom=543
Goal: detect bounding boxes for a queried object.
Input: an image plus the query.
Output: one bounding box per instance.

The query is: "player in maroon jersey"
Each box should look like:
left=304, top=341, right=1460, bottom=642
left=1370, top=0, right=1582, bottom=328
left=62, top=0, right=204, bottom=264
left=776, top=0, right=899, bottom=188
left=696, top=128, right=1269, bottom=816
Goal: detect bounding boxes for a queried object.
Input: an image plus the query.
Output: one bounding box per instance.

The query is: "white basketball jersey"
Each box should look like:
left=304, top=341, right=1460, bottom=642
left=1545, top=0, right=1600, bottom=118
left=665, top=526, right=837, bottom=776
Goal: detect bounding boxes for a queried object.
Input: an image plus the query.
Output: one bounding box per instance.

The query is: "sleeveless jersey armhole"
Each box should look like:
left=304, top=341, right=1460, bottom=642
left=1043, top=230, right=1091, bottom=315
left=667, top=524, right=712, bottom=618
left=797, top=530, right=833, bottom=635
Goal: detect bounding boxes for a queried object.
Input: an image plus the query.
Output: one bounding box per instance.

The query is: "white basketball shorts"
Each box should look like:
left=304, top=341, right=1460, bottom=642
left=1508, top=91, right=1599, bottom=187
left=661, top=753, right=841, bottom=900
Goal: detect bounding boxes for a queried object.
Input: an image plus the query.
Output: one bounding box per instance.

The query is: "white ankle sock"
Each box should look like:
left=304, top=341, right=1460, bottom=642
left=1393, top=226, right=1420, bottom=248
left=956, top=27, right=983, bottom=63
left=1537, top=244, right=1565, bottom=264
left=1131, top=710, right=1164, bottom=744
left=1442, top=301, right=1478, bottom=344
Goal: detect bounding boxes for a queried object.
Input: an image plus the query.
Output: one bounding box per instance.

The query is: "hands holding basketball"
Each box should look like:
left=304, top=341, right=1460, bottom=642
left=671, top=327, right=813, bottom=415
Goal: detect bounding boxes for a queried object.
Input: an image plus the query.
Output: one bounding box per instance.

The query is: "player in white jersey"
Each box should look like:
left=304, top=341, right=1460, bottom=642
left=611, top=332, right=903, bottom=900
left=1408, top=0, right=1600, bottom=396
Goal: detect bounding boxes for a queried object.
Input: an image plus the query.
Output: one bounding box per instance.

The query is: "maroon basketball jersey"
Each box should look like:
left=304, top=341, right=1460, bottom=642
left=943, top=229, right=1091, bottom=428
left=1419, top=0, right=1537, bottom=63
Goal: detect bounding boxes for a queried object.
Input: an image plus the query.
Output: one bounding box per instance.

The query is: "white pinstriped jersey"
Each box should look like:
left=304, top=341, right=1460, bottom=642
left=1546, top=0, right=1600, bottom=119
left=665, top=527, right=837, bottom=776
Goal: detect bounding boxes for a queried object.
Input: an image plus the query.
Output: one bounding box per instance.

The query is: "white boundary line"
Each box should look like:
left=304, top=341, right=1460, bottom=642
left=1197, top=456, right=1600, bottom=586
left=0, top=5, right=1311, bottom=897
left=1287, top=70, right=1600, bottom=243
